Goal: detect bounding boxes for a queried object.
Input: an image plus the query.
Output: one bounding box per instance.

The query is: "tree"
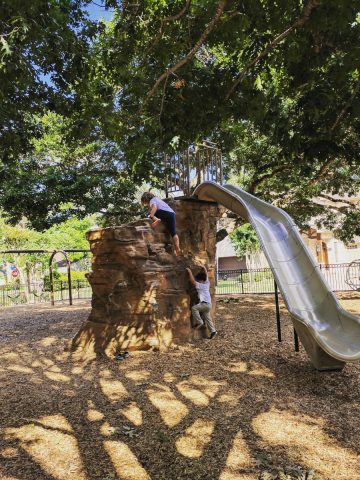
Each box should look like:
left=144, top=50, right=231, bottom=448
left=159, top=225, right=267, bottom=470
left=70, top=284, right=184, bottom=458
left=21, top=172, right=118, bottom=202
left=1, top=1, right=360, bottom=239
left=229, top=223, right=262, bottom=271
left=0, top=0, right=97, bottom=165
left=0, top=211, right=97, bottom=287
left=0, top=112, right=143, bottom=228
left=79, top=0, right=360, bottom=238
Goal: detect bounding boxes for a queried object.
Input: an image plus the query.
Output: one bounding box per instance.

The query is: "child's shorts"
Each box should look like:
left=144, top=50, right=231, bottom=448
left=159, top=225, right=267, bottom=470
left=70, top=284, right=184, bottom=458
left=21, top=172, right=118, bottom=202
left=155, top=209, right=177, bottom=237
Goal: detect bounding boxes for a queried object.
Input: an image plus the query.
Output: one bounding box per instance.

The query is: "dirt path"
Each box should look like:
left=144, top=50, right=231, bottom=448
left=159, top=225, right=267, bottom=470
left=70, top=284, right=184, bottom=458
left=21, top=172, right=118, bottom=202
left=0, top=294, right=359, bottom=480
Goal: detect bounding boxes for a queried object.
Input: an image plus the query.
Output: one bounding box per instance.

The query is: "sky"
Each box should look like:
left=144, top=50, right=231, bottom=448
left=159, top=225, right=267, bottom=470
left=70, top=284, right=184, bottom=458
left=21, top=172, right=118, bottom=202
left=86, top=1, right=114, bottom=22
left=39, top=1, right=114, bottom=86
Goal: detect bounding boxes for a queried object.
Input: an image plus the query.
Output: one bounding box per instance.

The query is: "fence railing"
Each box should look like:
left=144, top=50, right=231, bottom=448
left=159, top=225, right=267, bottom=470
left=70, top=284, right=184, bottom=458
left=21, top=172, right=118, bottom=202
left=216, top=263, right=359, bottom=295
left=1, top=263, right=358, bottom=307
left=0, top=280, right=91, bottom=307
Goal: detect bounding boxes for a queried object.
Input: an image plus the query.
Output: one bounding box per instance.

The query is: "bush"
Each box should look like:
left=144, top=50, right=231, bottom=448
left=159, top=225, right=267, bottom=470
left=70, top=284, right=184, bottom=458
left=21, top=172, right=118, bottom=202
left=254, top=271, right=273, bottom=282
left=58, top=271, right=88, bottom=281
left=44, top=270, right=88, bottom=284
left=238, top=272, right=250, bottom=283
left=237, top=270, right=273, bottom=283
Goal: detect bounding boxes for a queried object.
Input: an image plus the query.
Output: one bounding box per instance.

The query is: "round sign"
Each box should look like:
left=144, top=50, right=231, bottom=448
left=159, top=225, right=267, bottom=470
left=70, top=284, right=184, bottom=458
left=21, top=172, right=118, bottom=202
left=11, top=270, right=19, bottom=278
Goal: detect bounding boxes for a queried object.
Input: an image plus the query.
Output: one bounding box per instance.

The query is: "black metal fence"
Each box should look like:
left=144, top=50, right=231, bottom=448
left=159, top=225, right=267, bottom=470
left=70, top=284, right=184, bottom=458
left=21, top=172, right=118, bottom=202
left=1, top=263, right=358, bottom=307
left=0, top=280, right=91, bottom=307
left=216, top=263, right=359, bottom=295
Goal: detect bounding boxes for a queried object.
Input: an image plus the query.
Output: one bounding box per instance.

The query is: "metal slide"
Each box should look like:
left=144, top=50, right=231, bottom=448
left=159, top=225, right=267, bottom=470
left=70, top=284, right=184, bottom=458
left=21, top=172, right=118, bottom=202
left=194, top=182, right=360, bottom=370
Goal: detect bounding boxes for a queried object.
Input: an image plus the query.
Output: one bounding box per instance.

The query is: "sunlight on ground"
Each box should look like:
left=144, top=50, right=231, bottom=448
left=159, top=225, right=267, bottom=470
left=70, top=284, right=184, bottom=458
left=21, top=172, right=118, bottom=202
left=225, top=361, right=247, bottom=373
left=219, top=431, right=256, bottom=480
left=119, top=402, right=143, bottom=426
left=6, top=365, right=34, bottom=374
left=44, top=371, right=71, bottom=382
left=224, top=361, right=274, bottom=378
left=125, top=370, right=150, bottom=381
left=176, top=419, right=214, bottom=458
left=100, top=378, right=129, bottom=401
left=71, top=366, right=84, bottom=374
left=163, top=372, right=176, bottom=382
left=248, top=361, right=274, bottom=378
left=5, top=415, right=85, bottom=480
left=146, top=383, right=188, bottom=427
left=100, top=421, right=117, bottom=437
left=185, top=375, right=224, bottom=398
left=39, top=336, right=58, bottom=347
left=177, top=381, right=210, bottom=406
left=253, top=409, right=360, bottom=480
left=0, top=353, right=20, bottom=361
left=37, top=415, right=73, bottom=432
left=217, top=392, right=240, bottom=407
left=87, top=408, right=104, bottom=422
left=104, top=440, right=150, bottom=480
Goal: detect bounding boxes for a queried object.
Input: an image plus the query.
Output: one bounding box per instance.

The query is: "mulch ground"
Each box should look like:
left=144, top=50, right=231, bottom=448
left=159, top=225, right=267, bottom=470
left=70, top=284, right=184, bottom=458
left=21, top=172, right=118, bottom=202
left=0, top=293, right=359, bottom=480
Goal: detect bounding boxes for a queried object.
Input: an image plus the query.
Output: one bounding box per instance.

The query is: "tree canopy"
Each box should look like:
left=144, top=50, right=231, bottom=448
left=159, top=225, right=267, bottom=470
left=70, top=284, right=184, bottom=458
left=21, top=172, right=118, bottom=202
left=1, top=0, right=359, bottom=239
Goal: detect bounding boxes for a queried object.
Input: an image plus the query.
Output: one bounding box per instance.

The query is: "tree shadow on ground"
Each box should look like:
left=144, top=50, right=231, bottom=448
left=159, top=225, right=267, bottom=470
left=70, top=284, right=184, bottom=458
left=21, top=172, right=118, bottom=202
left=0, top=295, right=359, bottom=480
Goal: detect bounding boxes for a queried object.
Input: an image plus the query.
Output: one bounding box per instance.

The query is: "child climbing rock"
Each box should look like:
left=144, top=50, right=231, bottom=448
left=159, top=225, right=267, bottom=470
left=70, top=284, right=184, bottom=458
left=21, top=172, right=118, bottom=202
left=186, top=265, right=217, bottom=339
left=141, top=192, right=181, bottom=256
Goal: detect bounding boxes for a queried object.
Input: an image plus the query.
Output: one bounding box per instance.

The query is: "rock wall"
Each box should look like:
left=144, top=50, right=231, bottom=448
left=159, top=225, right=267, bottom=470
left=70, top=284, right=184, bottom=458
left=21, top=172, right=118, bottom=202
left=72, top=199, right=221, bottom=355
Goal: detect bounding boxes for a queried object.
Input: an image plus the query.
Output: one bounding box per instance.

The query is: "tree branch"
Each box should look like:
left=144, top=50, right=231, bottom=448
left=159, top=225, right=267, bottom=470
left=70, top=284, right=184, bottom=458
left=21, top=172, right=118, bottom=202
left=225, top=0, right=320, bottom=100
left=330, top=76, right=360, bottom=135
left=149, top=1, right=191, bottom=51
left=162, top=0, right=191, bottom=23
left=317, top=193, right=353, bottom=206
left=310, top=76, right=360, bottom=185
left=248, top=165, right=288, bottom=194
left=144, top=0, right=227, bottom=105
left=158, top=73, right=169, bottom=128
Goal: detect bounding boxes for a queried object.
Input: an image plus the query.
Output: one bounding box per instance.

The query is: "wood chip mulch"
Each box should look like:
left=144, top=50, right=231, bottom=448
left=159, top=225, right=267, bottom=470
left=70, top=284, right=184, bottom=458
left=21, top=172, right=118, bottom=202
left=0, top=294, right=359, bottom=480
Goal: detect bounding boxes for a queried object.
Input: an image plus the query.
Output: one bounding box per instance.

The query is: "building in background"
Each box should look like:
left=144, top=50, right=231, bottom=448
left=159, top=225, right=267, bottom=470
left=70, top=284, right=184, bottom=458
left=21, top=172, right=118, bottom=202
left=216, top=236, right=269, bottom=271
left=302, top=230, right=360, bottom=265
left=217, top=230, right=360, bottom=271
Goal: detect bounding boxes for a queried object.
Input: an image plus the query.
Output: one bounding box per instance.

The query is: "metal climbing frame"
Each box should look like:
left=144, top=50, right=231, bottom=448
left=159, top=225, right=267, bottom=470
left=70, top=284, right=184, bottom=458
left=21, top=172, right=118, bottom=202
left=164, top=141, right=223, bottom=197
left=0, top=249, right=90, bottom=306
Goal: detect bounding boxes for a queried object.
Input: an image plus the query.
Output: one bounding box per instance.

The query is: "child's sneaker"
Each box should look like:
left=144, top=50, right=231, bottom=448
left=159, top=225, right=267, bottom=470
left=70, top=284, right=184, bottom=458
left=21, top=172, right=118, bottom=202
left=210, top=331, right=217, bottom=339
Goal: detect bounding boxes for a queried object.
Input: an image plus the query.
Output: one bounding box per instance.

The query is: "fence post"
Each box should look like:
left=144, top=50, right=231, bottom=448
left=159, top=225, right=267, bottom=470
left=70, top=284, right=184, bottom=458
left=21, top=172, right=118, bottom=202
left=294, top=328, right=300, bottom=352
left=240, top=270, right=244, bottom=294
left=274, top=280, right=282, bottom=342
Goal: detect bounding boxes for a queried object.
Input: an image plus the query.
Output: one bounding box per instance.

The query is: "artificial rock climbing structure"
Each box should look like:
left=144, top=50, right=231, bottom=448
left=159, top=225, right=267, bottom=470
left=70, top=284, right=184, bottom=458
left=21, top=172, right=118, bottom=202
left=72, top=198, right=221, bottom=355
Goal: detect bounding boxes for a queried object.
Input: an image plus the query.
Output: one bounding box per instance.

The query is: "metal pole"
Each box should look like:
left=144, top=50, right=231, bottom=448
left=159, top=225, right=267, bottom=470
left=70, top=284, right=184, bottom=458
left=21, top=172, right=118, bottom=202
left=186, top=148, right=190, bottom=196
left=294, top=328, right=299, bottom=352
left=274, top=280, right=282, bottom=342
left=49, top=251, right=56, bottom=306
left=66, top=253, right=73, bottom=306
left=219, top=151, right=223, bottom=184
left=196, top=150, right=201, bottom=186
left=164, top=154, right=168, bottom=198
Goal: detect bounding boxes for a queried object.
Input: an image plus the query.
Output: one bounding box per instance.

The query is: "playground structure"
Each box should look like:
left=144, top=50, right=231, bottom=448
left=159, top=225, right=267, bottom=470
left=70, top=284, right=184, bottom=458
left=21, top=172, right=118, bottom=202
left=71, top=144, right=360, bottom=370
left=72, top=199, right=221, bottom=353
left=164, top=141, right=223, bottom=196
left=0, top=249, right=90, bottom=306
left=346, top=259, right=360, bottom=291
left=194, top=182, right=360, bottom=371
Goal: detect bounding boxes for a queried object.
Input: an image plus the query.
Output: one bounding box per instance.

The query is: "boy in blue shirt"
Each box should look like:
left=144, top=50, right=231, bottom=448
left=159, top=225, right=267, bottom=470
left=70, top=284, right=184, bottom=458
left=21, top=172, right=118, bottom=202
left=186, top=265, right=217, bottom=339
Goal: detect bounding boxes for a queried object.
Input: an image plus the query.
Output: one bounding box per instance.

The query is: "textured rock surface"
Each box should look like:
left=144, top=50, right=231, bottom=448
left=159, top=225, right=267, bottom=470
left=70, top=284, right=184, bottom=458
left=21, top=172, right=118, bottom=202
left=72, top=199, right=221, bottom=355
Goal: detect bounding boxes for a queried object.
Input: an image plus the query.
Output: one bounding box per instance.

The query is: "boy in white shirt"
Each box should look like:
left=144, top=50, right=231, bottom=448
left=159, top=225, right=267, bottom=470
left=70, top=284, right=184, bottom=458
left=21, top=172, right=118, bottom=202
left=186, top=265, right=217, bottom=339
left=141, top=192, right=180, bottom=256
